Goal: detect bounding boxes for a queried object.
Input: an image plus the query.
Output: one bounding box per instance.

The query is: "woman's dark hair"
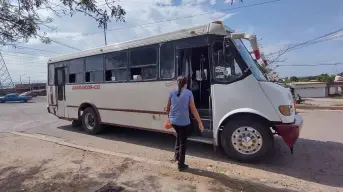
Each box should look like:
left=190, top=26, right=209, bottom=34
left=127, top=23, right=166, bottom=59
left=176, top=76, right=188, bottom=97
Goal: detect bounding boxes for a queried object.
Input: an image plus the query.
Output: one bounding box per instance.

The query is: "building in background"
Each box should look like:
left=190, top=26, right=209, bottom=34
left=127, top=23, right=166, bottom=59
left=1, top=83, right=46, bottom=96
left=328, top=75, right=343, bottom=95
left=288, top=82, right=328, bottom=98
left=15, top=83, right=46, bottom=93
left=267, top=71, right=280, bottom=82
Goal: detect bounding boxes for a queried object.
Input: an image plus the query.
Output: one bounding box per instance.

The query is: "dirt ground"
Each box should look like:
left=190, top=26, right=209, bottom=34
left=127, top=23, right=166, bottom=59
left=0, top=132, right=341, bottom=192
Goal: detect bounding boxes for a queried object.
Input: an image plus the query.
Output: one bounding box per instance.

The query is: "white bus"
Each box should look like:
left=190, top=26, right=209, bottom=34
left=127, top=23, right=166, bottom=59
left=47, top=21, right=303, bottom=162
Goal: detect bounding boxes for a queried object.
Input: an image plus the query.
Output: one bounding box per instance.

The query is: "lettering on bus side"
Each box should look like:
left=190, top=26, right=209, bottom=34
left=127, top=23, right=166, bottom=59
left=165, top=81, right=177, bottom=87
left=72, top=85, right=101, bottom=90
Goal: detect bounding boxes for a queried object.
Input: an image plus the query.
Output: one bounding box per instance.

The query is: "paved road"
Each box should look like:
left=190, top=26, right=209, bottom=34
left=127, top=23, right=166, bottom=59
left=1, top=97, right=343, bottom=191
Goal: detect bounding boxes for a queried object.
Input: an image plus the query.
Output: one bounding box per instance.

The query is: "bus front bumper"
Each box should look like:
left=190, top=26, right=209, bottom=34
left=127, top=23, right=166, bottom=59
left=274, top=114, right=303, bottom=150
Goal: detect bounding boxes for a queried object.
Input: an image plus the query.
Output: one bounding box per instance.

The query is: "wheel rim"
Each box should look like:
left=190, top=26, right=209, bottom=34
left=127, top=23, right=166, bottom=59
left=84, top=113, right=95, bottom=130
left=231, top=126, right=263, bottom=155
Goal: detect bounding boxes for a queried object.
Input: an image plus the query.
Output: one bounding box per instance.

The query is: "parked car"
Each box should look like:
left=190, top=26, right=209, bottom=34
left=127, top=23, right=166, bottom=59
left=0, top=93, right=32, bottom=103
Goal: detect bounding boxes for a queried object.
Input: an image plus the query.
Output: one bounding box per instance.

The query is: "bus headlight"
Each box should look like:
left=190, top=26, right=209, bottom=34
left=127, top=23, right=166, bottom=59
left=278, top=105, right=293, bottom=116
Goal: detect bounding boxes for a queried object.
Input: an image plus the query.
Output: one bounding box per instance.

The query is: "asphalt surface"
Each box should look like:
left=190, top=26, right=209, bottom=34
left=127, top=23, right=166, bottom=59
left=1, top=96, right=343, bottom=191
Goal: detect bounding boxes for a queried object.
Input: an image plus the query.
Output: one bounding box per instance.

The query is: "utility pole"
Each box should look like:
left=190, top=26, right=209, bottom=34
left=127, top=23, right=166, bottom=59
left=28, top=77, right=31, bottom=91
left=0, top=52, right=15, bottom=94
left=104, top=27, right=107, bottom=46
left=20, top=74, right=25, bottom=84
left=103, top=14, right=108, bottom=46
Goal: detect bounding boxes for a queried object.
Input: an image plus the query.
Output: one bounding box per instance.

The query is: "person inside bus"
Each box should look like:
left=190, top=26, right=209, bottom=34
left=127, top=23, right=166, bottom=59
left=166, top=75, right=204, bottom=171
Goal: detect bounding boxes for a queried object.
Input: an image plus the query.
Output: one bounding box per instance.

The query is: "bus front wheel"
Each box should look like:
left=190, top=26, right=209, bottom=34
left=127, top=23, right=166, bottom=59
left=220, top=119, right=274, bottom=163
left=82, top=107, right=103, bottom=135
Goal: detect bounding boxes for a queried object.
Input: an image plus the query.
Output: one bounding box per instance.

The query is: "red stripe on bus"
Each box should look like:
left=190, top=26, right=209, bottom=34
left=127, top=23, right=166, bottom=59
left=66, top=105, right=166, bottom=115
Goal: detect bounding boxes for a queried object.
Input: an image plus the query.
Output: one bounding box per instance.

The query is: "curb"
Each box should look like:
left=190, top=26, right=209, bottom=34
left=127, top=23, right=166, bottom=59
left=9, top=132, right=175, bottom=168
left=296, top=105, right=343, bottom=110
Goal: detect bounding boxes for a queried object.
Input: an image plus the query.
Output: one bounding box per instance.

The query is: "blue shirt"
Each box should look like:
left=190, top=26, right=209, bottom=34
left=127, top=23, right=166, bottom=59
left=169, top=88, right=194, bottom=126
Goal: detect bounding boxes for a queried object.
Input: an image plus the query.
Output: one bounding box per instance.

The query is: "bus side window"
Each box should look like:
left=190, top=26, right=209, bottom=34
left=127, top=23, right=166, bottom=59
left=48, top=64, right=55, bottom=85
left=105, top=51, right=128, bottom=82
left=85, top=55, right=104, bottom=83
left=160, top=43, right=175, bottom=79
left=129, top=46, right=158, bottom=81
left=212, top=42, right=243, bottom=83
left=69, top=58, right=84, bottom=84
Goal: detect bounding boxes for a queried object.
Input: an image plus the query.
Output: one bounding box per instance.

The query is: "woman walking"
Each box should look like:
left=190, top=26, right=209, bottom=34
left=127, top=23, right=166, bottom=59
left=166, top=76, right=204, bottom=171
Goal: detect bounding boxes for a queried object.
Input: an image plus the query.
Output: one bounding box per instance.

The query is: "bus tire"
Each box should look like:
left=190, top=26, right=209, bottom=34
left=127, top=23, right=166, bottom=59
left=220, top=119, right=273, bottom=163
left=81, top=107, right=103, bottom=135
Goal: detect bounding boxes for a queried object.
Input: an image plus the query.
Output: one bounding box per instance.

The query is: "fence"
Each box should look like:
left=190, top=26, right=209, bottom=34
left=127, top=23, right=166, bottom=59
left=0, top=81, right=47, bottom=96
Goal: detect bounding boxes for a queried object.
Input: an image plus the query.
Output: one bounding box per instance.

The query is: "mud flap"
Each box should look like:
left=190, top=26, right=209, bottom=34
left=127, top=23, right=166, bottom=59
left=274, top=125, right=300, bottom=155
left=275, top=114, right=303, bottom=154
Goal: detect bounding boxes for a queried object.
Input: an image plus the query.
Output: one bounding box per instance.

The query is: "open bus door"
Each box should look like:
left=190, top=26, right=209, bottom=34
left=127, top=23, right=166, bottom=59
left=55, top=67, right=66, bottom=117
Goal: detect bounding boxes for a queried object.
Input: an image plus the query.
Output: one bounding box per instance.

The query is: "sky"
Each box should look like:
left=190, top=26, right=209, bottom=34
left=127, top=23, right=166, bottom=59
left=1, top=0, right=343, bottom=83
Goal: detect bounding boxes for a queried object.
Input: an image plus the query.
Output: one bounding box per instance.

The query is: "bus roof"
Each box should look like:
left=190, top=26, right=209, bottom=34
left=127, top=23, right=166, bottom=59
left=48, top=21, right=234, bottom=64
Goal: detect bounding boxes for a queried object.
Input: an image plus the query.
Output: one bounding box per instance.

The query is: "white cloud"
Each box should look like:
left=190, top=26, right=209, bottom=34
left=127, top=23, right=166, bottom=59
left=209, top=0, right=216, bottom=5
left=2, top=53, right=48, bottom=83
left=181, top=0, right=208, bottom=5
left=219, top=12, right=237, bottom=21
left=5, top=0, right=237, bottom=81
left=224, top=0, right=239, bottom=4
left=27, top=32, right=85, bottom=45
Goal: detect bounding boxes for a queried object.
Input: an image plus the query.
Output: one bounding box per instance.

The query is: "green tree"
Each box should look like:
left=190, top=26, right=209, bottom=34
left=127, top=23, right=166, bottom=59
left=290, top=76, right=298, bottom=82
left=0, top=0, right=126, bottom=46
left=317, top=73, right=335, bottom=83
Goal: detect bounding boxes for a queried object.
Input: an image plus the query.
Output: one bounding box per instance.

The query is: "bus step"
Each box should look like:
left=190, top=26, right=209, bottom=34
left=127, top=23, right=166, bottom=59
left=192, top=118, right=211, bottom=130
left=188, top=136, right=213, bottom=144
left=197, top=108, right=211, bottom=117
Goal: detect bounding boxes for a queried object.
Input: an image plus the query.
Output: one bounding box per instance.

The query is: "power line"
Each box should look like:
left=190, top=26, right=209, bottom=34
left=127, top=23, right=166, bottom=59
left=50, top=39, right=82, bottom=51
left=275, top=62, right=343, bottom=67
left=14, top=46, right=61, bottom=54
left=266, top=34, right=343, bottom=56
left=0, top=50, right=50, bottom=57
left=53, top=0, right=282, bottom=39
left=268, top=28, right=343, bottom=65
left=289, top=34, right=343, bottom=52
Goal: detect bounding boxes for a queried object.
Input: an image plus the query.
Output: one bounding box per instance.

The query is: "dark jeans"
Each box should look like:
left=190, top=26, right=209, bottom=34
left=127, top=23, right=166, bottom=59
left=172, top=124, right=190, bottom=167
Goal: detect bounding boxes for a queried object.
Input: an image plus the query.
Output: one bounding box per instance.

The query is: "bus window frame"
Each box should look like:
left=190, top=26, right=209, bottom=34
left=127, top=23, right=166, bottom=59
left=84, top=55, right=105, bottom=84
left=104, top=51, right=129, bottom=83
left=211, top=39, right=251, bottom=85
left=159, top=42, right=176, bottom=80
left=129, top=45, right=159, bottom=82
left=54, top=35, right=215, bottom=85
left=67, top=58, right=85, bottom=84
left=48, top=63, right=55, bottom=86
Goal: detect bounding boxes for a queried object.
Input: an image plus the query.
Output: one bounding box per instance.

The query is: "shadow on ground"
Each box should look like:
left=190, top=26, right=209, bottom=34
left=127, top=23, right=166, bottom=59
left=186, top=168, right=297, bottom=192
left=58, top=124, right=343, bottom=188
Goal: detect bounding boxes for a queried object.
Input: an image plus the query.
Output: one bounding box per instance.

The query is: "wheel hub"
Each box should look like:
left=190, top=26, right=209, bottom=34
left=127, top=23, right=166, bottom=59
left=231, top=126, right=263, bottom=155
left=85, top=113, right=95, bottom=130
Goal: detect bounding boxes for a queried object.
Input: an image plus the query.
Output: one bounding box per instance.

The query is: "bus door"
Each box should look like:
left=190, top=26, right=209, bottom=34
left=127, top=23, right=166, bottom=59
left=55, top=67, right=66, bottom=117
left=177, top=47, right=213, bottom=140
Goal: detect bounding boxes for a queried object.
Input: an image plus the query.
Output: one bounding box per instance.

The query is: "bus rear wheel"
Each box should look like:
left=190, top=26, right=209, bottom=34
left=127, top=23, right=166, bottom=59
left=82, top=107, right=103, bottom=135
left=220, top=119, right=274, bottom=163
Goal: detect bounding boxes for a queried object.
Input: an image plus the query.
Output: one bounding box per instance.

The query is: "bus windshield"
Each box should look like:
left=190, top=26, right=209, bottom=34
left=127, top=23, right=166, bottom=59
left=232, top=39, right=267, bottom=81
